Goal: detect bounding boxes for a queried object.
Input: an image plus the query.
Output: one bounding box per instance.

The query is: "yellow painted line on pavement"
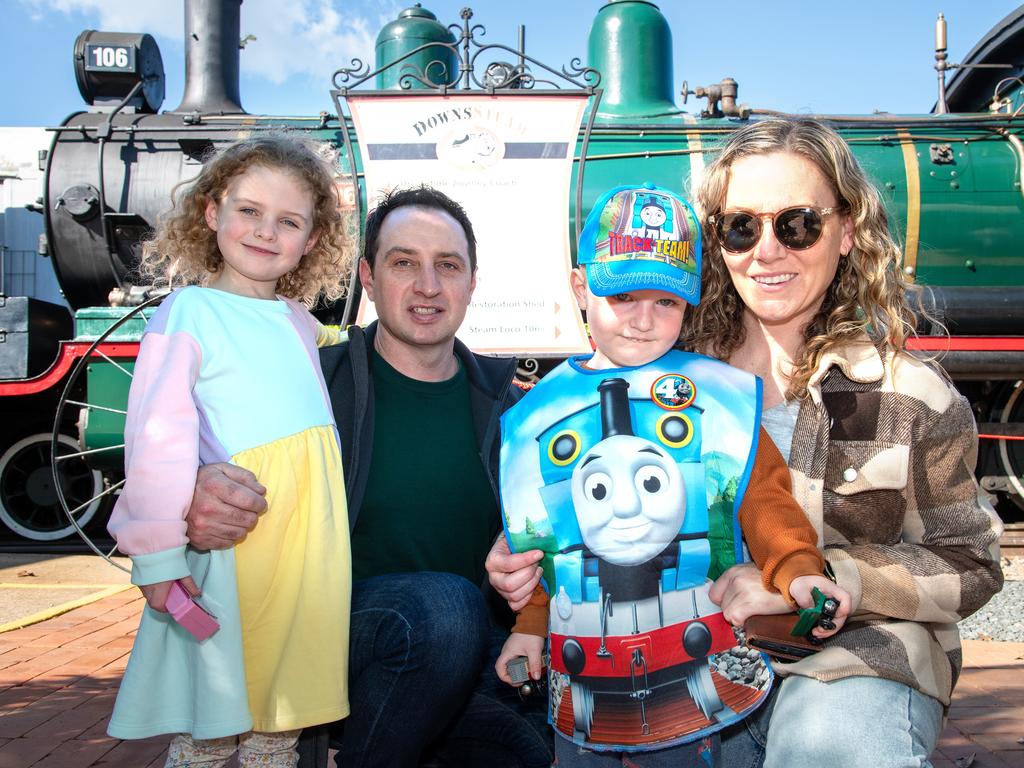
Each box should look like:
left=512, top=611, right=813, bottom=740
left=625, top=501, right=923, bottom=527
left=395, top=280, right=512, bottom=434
left=0, top=583, right=135, bottom=633
left=0, top=582, right=128, bottom=589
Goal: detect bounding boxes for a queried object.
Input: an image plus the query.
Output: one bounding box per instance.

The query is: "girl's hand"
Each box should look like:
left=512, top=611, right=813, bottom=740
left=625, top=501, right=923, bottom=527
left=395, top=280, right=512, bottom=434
left=709, top=562, right=790, bottom=626
left=485, top=536, right=544, bottom=611
left=140, top=575, right=200, bottom=613
left=496, top=632, right=547, bottom=686
left=789, top=575, right=851, bottom=639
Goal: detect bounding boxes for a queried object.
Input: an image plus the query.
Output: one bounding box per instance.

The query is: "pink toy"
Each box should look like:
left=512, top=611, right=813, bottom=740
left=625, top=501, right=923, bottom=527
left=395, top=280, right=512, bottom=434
left=166, top=580, right=220, bottom=641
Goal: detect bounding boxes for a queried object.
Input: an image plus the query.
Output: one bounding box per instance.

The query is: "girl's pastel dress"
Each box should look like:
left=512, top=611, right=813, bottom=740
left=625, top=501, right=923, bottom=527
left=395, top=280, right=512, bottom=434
left=107, top=286, right=350, bottom=739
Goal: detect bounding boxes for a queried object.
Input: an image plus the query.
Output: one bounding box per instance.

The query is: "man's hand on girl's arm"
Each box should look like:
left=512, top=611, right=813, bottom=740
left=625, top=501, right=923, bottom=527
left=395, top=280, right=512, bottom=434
left=186, top=463, right=266, bottom=550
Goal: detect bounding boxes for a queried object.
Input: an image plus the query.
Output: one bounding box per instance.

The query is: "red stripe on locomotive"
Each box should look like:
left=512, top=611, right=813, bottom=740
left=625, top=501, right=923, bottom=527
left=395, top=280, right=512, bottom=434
left=549, top=612, right=734, bottom=678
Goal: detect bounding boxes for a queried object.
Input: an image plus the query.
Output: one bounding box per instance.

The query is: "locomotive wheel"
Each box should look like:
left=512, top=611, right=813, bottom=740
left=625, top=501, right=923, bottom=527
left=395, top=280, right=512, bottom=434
left=998, top=380, right=1024, bottom=512
left=51, top=293, right=165, bottom=570
left=683, top=659, right=726, bottom=721
left=0, top=432, right=103, bottom=541
left=570, top=679, right=595, bottom=739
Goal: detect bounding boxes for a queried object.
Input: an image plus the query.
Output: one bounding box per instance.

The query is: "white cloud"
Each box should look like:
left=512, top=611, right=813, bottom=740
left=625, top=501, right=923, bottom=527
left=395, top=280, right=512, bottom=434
left=236, top=0, right=379, bottom=85
left=22, top=0, right=181, bottom=36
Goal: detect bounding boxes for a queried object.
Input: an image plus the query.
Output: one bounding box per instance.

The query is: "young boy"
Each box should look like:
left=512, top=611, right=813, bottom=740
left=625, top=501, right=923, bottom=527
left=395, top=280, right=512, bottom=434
left=496, top=183, right=849, bottom=767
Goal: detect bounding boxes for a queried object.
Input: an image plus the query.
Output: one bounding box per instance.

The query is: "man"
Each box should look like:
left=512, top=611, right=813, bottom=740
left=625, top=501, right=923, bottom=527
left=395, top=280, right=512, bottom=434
left=186, top=186, right=550, bottom=767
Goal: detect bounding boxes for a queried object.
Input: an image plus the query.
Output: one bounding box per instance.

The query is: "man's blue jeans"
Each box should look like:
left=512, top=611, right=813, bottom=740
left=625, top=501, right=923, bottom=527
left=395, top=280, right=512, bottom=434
left=718, top=678, right=773, bottom=768
left=333, top=572, right=490, bottom=767
left=428, top=623, right=552, bottom=768
left=296, top=572, right=550, bottom=768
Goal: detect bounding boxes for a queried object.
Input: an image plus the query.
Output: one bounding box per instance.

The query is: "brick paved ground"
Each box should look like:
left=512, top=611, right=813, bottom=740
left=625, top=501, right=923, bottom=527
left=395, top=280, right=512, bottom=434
left=938, top=640, right=1024, bottom=768
left=0, top=591, right=1020, bottom=767
left=0, top=591, right=169, bottom=768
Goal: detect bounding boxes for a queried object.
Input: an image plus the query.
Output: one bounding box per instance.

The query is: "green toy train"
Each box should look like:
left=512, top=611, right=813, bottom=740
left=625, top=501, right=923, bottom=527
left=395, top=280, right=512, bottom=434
left=1, top=0, right=1023, bottom=543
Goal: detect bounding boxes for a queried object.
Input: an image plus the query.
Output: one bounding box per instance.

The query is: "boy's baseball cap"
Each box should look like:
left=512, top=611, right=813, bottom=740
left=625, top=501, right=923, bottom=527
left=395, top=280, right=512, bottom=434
left=578, top=182, right=702, bottom=306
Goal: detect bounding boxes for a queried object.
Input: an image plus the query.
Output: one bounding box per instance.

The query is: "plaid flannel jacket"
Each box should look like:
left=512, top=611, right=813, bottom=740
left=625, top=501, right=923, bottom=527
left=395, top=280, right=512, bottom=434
left=778, top=338, right=1004, bottom=705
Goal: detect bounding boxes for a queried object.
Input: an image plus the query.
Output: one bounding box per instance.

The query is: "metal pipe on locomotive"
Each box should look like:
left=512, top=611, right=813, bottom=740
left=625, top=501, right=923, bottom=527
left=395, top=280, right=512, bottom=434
left=1, top=0, right=1024, bottom=544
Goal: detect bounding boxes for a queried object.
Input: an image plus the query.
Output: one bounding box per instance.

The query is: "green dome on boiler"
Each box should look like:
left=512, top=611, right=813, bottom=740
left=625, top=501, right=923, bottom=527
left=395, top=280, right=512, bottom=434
left=375, top=4, right=457, bottom=90
left=588, top=0, right=678, bottom=117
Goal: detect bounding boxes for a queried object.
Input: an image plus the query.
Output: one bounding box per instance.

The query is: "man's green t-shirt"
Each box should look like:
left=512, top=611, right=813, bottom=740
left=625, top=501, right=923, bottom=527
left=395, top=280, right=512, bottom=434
left=351, top=349, right=499, bottom=586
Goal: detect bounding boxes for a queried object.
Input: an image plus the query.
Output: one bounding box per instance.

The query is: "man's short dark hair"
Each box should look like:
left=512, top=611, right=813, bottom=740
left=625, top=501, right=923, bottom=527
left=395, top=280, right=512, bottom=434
left=362, top=186, right=478, bottom=271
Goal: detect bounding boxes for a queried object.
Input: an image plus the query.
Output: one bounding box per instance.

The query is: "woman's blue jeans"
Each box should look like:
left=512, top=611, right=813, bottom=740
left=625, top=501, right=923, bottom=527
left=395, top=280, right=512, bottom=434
left=763, top=675, right=943, bottom=768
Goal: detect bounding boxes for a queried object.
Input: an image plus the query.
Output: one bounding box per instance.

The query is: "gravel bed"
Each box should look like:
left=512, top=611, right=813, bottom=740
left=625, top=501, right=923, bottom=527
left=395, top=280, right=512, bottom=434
left=958, top=557, right=1024, bottom=643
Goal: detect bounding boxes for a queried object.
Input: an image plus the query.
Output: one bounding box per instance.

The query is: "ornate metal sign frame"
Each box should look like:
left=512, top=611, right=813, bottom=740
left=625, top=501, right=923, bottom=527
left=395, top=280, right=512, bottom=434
left=328, top=7, right=603, bottom=326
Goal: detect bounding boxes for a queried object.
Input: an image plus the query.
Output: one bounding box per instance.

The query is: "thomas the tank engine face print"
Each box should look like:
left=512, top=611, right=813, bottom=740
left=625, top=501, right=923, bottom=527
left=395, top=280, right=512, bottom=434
left=570, top=381, right=686, bottom=567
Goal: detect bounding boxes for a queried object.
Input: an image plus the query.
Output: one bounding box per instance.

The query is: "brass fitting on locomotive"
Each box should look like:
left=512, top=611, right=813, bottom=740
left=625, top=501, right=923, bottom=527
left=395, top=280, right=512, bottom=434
left=680, top=78, right=751, bottom=119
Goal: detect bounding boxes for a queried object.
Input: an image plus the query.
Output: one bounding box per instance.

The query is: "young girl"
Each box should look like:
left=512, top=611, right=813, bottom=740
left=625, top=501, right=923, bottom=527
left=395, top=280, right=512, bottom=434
left=106, top=134, right=353, bottom=767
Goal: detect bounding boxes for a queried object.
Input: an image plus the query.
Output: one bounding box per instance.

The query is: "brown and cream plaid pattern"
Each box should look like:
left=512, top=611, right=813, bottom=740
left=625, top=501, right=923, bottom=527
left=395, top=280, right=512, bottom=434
left=777, top=339, right=1004, bottom=705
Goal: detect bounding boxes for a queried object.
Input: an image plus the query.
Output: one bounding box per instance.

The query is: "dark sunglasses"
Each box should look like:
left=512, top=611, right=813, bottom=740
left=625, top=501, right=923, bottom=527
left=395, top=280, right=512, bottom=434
left=709, top=206, right=842, bottom=253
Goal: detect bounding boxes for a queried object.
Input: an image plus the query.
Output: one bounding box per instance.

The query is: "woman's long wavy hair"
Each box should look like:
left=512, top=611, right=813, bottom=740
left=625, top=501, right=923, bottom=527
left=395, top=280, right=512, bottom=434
left=139, top=133, right=353, bottom=308
left=682, top=119, right=921, bottom=398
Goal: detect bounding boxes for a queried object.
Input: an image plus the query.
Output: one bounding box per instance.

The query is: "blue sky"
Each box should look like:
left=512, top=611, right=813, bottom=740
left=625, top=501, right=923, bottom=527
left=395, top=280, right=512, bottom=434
left=2, top=1, right=1021, bottom=125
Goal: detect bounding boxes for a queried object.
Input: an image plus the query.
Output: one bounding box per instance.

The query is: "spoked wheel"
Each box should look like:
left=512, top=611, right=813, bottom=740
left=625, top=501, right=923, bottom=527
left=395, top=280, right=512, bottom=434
left=683, top=659, right=726, bottom=721
left=570, top=679, right=595, bottom=739
left=0, top=432, right=104, bottom=541
left=51, top=293, right=166, bottom=571
left=998, top=380, right=1024, bottom=512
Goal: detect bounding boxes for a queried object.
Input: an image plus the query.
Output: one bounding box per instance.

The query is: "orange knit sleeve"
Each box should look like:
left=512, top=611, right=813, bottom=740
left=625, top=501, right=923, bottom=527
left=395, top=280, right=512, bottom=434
left=738, top=427, right=825, bottom=606
left=511, top=583, right=550, bottom=637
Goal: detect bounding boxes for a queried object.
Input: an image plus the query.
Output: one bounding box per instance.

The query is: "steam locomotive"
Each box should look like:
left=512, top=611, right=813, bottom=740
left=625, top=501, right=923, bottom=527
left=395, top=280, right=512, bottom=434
left=1, top=0, right=1024, bottom=543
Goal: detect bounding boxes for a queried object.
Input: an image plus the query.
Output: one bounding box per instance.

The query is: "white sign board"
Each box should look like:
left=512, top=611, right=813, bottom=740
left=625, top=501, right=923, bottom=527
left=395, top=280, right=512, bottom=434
left=349, top=94, right=591, bottom=355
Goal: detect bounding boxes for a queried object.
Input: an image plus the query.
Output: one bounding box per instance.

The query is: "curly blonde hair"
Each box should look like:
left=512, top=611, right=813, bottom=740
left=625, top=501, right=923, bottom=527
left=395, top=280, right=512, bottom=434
left=682, top=118, right=921, bottom=398
left=139, top=132, right=353, bottom=308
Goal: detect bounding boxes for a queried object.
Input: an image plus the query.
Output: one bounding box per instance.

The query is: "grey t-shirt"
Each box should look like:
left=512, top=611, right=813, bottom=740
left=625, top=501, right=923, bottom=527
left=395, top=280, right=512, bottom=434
left=761, top=399, right=800, bottom=465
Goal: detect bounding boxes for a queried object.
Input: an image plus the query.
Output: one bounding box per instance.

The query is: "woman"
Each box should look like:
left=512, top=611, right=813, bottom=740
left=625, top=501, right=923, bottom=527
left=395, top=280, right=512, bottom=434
left=487, top=118, right=1003, bottom=767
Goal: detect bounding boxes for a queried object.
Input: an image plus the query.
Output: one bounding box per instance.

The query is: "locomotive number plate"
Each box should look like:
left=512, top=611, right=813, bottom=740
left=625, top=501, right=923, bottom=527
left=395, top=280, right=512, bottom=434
left=84, top=44, right=136, bottom=72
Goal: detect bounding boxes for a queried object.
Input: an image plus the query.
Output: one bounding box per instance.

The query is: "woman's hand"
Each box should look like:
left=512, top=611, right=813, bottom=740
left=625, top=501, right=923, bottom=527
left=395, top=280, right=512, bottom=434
left=485, top=536, right=544, bottom=611
left=139, top=575, right=200, bottom=613
left=709, top=563, right=790, bottom=626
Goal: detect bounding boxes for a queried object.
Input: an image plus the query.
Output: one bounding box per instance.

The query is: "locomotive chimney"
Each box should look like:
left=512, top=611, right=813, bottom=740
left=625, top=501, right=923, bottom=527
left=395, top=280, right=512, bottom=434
left=173, top=0, right=245, bottom=114
left=598, top=379, right=634, bottom=438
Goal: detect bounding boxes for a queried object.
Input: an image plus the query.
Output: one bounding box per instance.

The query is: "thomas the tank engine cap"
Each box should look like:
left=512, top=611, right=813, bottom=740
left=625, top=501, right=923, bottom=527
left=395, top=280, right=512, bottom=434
left=578, top=182, right=702, bottom=306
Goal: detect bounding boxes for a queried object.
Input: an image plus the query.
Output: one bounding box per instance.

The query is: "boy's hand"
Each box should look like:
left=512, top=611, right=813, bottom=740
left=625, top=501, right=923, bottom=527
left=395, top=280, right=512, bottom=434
left=710, top=563, right=790, bottom=626
left=140, top=576, right=200, bottom=613
left=486, top=536, right=544, bottom=611
left=789, top=575, right=850, bottom=639
left=496, top=632, right=546, bottom=686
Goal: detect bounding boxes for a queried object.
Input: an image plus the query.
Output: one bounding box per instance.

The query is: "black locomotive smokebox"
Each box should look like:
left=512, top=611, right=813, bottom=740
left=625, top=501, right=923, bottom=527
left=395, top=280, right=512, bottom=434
left=0, top=298, right=73, bottom=380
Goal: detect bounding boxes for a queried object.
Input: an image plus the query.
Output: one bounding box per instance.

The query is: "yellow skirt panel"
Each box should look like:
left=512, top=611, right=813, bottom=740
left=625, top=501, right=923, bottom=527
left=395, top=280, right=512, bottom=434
left=232, top=425, right=350, bottom=732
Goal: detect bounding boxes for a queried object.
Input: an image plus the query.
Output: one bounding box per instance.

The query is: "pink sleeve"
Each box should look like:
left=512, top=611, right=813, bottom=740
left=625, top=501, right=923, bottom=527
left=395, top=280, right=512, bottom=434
left=281, top=297, right=316, bottom=334
left=107, top=331, right=202, bottom=558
